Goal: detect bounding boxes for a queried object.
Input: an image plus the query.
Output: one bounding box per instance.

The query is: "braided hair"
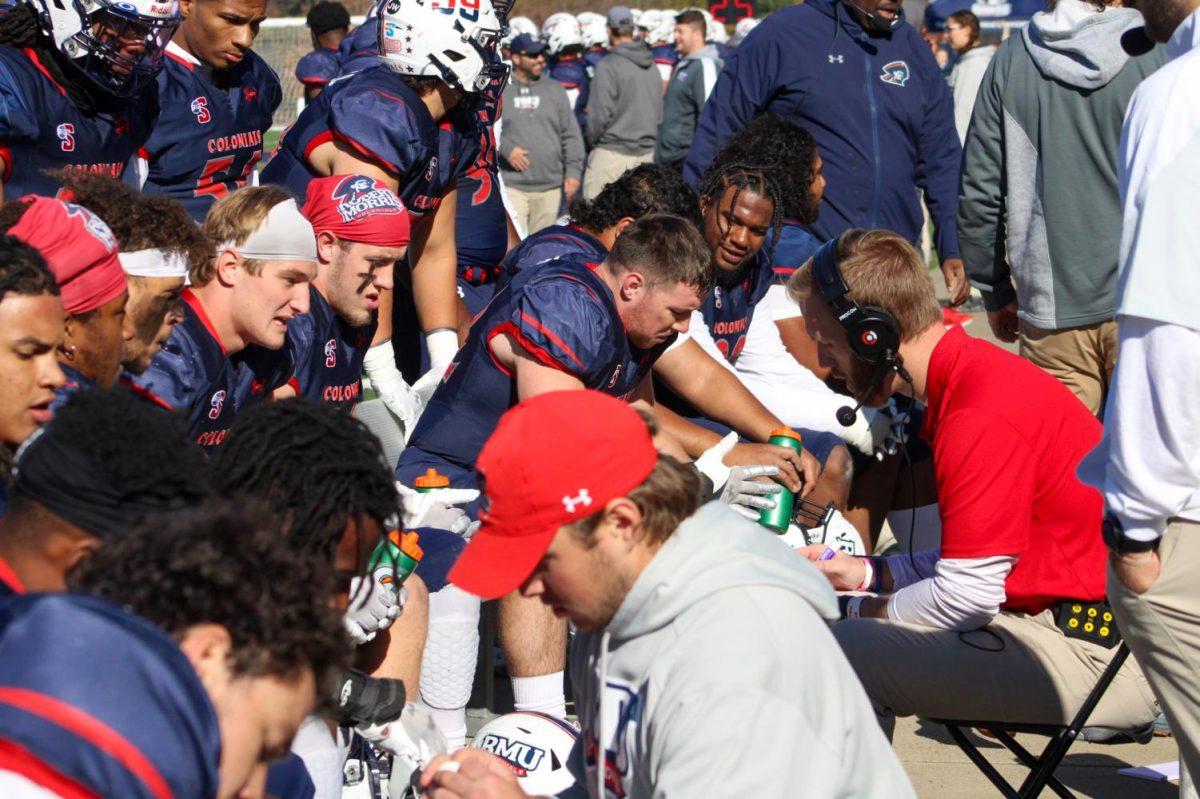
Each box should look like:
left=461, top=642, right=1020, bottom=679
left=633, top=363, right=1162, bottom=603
left=212, top=399, right=401, bottom=559
left=702, top=115, right=822, bottom=225
left=698, top=160, right=786, bottom=264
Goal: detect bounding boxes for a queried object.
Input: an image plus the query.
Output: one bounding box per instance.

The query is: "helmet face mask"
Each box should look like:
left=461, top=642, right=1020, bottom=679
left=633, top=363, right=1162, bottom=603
left=37, top=0, right=180, bottom=97
left=380, top=0, right=507, bottom=96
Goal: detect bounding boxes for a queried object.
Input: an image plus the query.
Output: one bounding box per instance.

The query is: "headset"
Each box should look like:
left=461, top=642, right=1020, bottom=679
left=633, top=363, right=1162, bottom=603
left=810, top=236, right=904, bottom=426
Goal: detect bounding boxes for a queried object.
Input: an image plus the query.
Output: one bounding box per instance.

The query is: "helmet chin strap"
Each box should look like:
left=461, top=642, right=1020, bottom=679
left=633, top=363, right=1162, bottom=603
left=843, top=0, right=901, bottom=34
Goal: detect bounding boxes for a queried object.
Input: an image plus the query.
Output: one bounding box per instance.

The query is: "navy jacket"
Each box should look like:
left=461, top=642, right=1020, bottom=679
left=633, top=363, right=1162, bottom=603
left=684, top=0, right=961, bottom=260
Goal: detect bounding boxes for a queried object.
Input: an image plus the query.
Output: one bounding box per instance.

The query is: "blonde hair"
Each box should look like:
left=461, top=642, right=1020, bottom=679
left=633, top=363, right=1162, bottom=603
left=193, top=185, right=294, bottom=286
left=788, top=229, right=942, bottom=341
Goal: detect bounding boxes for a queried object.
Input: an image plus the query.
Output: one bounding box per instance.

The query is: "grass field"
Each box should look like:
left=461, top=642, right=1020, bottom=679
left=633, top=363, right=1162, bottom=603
left=265, top=128, right=282, bottom=155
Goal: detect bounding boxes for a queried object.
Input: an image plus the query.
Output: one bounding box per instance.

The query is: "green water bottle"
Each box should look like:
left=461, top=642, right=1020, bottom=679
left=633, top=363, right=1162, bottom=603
left=413, top=468, right=450, bottom=493
left=758, top=428, right=804, bottom=534
left=367, top=530, right=423, bottom=593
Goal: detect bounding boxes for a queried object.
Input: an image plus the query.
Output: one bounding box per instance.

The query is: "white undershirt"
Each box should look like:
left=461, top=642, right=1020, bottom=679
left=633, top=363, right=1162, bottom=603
left=883, top=551, right=1016, bottom=631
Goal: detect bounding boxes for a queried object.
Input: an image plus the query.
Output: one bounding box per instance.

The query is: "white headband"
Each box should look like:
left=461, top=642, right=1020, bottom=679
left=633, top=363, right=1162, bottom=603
left=217, top=199, right=318, bottom=263
left=118, top=248, right=189, bottom=278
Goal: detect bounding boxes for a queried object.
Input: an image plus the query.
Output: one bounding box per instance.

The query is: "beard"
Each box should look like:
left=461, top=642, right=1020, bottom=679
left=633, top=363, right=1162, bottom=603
left=715, top=257, right=752, bottom=291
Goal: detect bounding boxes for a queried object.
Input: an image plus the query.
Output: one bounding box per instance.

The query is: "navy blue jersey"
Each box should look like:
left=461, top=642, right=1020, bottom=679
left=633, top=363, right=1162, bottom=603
left=548, top=55, right=588, bottom=133
left=497, top=223, right=607, bottom=291
left=402, top=256, right=667, bottom=471
left=128, top=289, right=291, bottom=448
left=0, top=593, right=219, bottom=798
left=700, top=252, right=775, bottom=364
left=139, top=46, right=281, bottom=221
left=583, top=46, right=607, bottom=77
left=768, top=221, right=822, bottom=280
left=0, top=46, right=154, bottom=197
left=261, top=65, right=481, bottom=221
left=296, top=47, right=341, bottom=89
left=650, top=43, right=679, bottom=70
left=456, top=132, right=507, bottom=286
left=337, top=18, right=382, bottom=76
left=285, top=285, right=375, bottom=407
left=48, top=363, right=95, bottom=412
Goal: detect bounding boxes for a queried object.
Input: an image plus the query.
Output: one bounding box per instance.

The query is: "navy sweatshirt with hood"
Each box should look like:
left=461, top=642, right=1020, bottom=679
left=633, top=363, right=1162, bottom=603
left=684, top=0, right=962, bottom=260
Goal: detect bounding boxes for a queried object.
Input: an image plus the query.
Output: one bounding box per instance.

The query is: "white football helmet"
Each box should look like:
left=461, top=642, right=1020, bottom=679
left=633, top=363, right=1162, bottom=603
left=540, top=12, right=582, bottom=55
left=469, top=712, right=580, bottom=795
left=503, top=15, right=539, bottom=44
left=378, top=0, right=507, bottom=94
left=730, top=16, right=760, bottom=46
left=576, top=11, right=608, bottom=49
left=31, top=0, right=179, bottom=96
left=637, top=8, right=675, bottom=46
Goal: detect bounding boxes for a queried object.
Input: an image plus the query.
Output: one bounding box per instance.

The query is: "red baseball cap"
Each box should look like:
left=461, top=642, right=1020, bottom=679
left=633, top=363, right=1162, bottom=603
left=448, top=390, right=659, bottom=600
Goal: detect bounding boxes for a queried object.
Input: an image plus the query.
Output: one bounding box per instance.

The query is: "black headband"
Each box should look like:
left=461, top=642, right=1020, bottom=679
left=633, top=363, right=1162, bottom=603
left=12, top=428, right=183, bottom=539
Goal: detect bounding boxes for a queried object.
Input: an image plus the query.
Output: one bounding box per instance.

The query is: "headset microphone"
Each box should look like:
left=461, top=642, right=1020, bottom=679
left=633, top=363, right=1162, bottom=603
left=836, top=355, right=896, bottom=427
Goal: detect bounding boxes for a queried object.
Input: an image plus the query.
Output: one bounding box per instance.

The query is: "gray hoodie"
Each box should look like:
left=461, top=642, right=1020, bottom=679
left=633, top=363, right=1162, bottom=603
left=958, top=0, right=1165, bottom=329
left=562, top=502, right=912, bottom=798
left=585, top=41, right=664, bottom=154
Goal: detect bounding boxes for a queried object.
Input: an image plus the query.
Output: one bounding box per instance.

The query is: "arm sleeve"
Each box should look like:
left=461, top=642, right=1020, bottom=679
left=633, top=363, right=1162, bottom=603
left=329, top=85, right=424, bottom=177
left=1097, top=316, right=1200, bottom=541
left=682, top=39, right=782, bottom=187
left=957, top=51, right=1015, bottom=310
left=886, top=555, right=1016, bottom=631
left=913, top=44, right=963, bottom=262
left=506, top=279, right=613, bottom=382
left=934, top=411, right=1036, bottom=560
left=584, top=62, right=616, bottom=148
left=560, top=89, right=585, bottom=182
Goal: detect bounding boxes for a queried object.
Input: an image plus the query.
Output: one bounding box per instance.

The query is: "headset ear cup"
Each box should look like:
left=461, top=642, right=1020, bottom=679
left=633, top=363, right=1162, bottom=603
left=848, top=309, right=900, bottom=362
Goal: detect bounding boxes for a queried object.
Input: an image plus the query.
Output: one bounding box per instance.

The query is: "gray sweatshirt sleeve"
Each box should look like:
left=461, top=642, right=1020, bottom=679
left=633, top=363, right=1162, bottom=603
left=958, top=50, right=1017, bottom=311
left=560, top=87, right=585, bottom=182
left=585, top=60, right=617, bottom=148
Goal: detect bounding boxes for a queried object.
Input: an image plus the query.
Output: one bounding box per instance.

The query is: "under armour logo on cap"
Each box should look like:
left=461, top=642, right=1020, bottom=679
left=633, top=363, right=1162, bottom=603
left=562, top=489, right=592, bottom=514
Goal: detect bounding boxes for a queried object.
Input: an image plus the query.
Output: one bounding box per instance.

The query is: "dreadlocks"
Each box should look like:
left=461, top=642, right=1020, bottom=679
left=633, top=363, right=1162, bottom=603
left=698, top=161, right=786, bottom=265
left=213, top=398, right=401, bottom=558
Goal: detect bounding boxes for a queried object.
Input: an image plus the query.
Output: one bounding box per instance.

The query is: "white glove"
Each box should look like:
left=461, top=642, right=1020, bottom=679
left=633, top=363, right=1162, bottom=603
left=364, top=704, right=448, bottom=797
left=363, top=342, right=424, bottom=440
left=343, top=573, right=404, bottom=645
left=412, top=329, right=460, bottom=406
left=395, top=482, right=481, bottom=538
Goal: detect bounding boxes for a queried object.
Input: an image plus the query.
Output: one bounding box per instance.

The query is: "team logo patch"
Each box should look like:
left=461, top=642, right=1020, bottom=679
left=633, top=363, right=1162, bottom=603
left=63, top=203, right=117, bottom=250
left=584, top=679, right=642, bottom=799
left=828, top=53, right=844, bottom=63
left=56, top=123, right=75, bottom=152
left=242, top=87, right=258, bottom=102
left=562, top=489, right=592, bottom=513
left=475, top=734, right=546, bottom=777
left=425, top=155, right=438, bottom=182
left=879, top=60, right=910, bottom=86
left=208, top=390, right=226, bottom=420
left=191, top=97, right=211, bottom=124
left=324, top=338, right=337, bottom=368
left=331, top=175, right=407, bottom=222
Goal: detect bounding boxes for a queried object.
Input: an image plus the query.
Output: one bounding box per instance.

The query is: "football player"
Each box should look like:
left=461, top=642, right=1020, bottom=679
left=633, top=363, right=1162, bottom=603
left=274, top=174, right=410, bottom=411
left=133, top=0, right=281, bottom=221
left=261, top=0, right=507, bottom=416
left=542, top=12, right=588, bottom=132
left=577, top=11, right=609, bottom=76
left=51, top=170, right=209, bottom=375
left=0, top=196, right=132, bottom=403
left=297, top=0, right=349, bottom=101
left=129, top=185, right=316, bottom=448
left=0, top=0, right=178, bottom=198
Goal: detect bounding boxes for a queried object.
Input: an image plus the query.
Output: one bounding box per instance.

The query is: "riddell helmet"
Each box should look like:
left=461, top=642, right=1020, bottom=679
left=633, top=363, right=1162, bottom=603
left=502, top=15, right=539, bottom=47
left=379, top=0, right=507, bottom=94
left=31, top=0, right=179, bottom=97
left=540, top=12, right=581, bottom=55
left=730, top=16, right=760, bottom=45
left=469, top=712, right=579, bottom=795
left=576, top=11, right=608, bottom=49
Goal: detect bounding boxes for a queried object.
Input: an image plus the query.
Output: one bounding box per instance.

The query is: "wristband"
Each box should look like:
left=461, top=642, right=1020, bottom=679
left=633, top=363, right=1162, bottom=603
left=856, top=558, right=875, bottom=593
left=425, top=328, right=459, bottom=368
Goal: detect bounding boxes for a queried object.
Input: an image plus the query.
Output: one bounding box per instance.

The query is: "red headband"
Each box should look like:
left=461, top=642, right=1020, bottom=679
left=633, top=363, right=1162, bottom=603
left=8, top=196, right=125, bottom=315
left=301, top=175, right=411, bottom=248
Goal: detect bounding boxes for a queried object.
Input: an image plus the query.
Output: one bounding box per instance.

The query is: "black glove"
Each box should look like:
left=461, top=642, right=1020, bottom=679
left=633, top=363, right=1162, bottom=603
left=329, top=667, right=407, bottom=727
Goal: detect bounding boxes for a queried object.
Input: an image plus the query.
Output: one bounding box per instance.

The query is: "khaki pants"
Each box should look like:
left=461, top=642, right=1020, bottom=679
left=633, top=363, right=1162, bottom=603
left=834, top=608, right=1158, bottom=739
left=582, top=148, right=652, bottom=200
left=506, top=185, right=562, bottom=236
left=1110, top=520, right=1200, bottom=783
left=1019, top=319, right=1117, bottom=416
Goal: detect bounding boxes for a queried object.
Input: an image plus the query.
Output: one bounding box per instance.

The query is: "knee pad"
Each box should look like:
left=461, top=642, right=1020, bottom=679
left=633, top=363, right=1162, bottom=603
left=420, top=584, right=481, bottom=711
